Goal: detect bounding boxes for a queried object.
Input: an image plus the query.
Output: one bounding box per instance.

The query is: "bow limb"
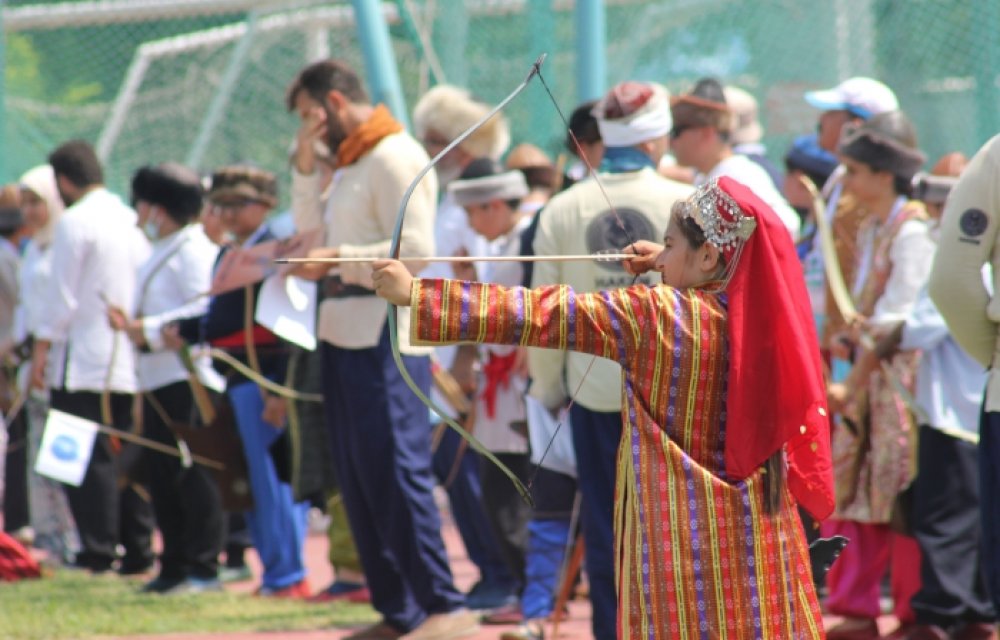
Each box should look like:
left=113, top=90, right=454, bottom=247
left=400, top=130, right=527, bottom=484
left=801, top=176, right=858, bottom=324
left=385, top=56, right=547, bottom=507
left=802, top=176, right=928, bottom=423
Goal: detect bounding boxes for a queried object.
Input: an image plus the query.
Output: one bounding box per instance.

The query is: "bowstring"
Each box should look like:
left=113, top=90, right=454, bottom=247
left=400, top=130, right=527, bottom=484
left=527, top=70, right=643, bottom=490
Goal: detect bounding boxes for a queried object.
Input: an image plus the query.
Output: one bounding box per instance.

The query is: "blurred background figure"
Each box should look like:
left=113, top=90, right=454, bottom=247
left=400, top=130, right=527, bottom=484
left=14, top=165, right=77, bottom=565
left=723, top=85, right=783, bottom=191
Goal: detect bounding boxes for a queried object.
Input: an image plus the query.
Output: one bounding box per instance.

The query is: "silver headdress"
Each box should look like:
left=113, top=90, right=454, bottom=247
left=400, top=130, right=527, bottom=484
left=674, top=179, right=757, bottom=287
left=675, top=179, right=756, bottom=253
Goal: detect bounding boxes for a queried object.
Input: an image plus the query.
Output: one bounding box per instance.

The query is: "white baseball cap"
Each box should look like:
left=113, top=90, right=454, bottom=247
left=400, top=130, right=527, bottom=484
left=804, top=77, right=898, bottom=120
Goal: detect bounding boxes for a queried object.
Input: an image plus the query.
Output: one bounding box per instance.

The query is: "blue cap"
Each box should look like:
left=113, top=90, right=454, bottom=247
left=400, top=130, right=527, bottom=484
left=785, top=134, right=838, bottom=183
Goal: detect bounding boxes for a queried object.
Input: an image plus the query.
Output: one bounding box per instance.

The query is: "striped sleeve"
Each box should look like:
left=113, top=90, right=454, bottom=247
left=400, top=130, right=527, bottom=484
left=410, top=278, right=669, bottom=364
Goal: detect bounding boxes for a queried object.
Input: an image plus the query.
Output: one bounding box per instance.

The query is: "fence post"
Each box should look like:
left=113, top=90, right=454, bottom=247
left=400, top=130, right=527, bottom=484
left=574, top=0, right=605, bottom=102
left=352, top=0, right=409, bottom=129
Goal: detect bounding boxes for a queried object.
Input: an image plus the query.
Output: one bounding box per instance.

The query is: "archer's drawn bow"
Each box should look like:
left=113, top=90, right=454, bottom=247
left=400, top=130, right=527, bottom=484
left=387, top=55, right=548, bottom=506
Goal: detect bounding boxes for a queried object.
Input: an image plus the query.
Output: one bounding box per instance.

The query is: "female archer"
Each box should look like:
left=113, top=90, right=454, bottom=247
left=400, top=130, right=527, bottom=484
left=372, top=176, right=835, bottom=638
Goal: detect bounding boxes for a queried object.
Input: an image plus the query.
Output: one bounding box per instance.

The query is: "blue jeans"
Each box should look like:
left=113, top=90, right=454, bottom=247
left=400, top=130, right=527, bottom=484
left=228, top=381, right=308, bottom=590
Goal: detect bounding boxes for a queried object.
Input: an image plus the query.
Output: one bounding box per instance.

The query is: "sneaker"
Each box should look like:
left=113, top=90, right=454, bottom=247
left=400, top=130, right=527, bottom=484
left=400, top=609, right=480, bottom=640
left=255, top=578, right=310, bottom=599
left=217, top=565, right=253, bottom=583
left=164, top=576, right=224, bottom=595
left=118, top=560, right=155, bottom=577
left=64, top=559, right=113, bottom=575
left=826, top=617, right=880, bottom=640
left=10, top=526, right=35, bottom=547
left=140, top=575, right=185, bottom=593
left=500, top=620, right=546, bottom=640
left=482, top=601, right=524, bottom=625
left=465, top=580, right=517, bottom=611
left=309, top=580, right=371, bottom=604
left=344, top=621, right=404, bottom=640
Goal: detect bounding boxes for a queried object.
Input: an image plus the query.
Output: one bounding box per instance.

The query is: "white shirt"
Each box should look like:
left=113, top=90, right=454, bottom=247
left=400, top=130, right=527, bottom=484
left=15, top=240, right=47, bottom=344
left=474, top=216, right=532, bottom=454
left=698, top=154, right=801, bottom=241
left=853, top=199, right=935, bottom=329
left=34, top=188, right=151, bottom=393
left=900, top=287, right=986, bottom=439
left=134, top=224, right=223, bottom=392
left=423, top=195, right=490, bottom=418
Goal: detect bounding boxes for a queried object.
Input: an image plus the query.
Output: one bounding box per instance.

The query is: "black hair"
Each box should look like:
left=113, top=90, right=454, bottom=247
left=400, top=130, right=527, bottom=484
left=565, top=99, right=601, bottom=155
left=48, top=139, right=103, bottom=188
left=893, top=175, right=913, bottom=198
left=459, top=157, right=504, bottom=180
left=673, top=207, right=708, bottom=250
left=286, top=59, right=368, bottom=110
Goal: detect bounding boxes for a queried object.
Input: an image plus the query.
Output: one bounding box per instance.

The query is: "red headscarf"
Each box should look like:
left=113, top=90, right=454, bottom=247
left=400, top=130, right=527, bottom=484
left=686, top=177, right=834, bottom=520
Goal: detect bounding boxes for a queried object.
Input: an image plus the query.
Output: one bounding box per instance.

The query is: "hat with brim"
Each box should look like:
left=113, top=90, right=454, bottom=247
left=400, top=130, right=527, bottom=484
left=670, top=78, right=731, bottom=131
left=803, top=77, right=899, bottom=120
left=839, top=126, right=926, bottom=182
left=804, top=89, right=872, bottom=119
left=208, top=166, right=278, bottom=207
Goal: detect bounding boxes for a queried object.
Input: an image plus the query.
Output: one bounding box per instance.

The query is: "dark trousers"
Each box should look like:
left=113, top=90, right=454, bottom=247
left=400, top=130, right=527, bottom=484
left=320, top=328, right=463, bottom=633
left=480, top=451, right=531, bottom=591
left=978, top=411, right=1000, bottom=615
left=49, top=389, right=154, bottom=571
left=911, top=424, right=995, bottom=627
left=142, top=382, right=224, bottom=580
left=223, top=512, right=251, bottom=568
left=433, top=427, right=515, bottom=589
left=3, top=411, right=30, bottom=533
left=569, top=404, right=621, bottom=640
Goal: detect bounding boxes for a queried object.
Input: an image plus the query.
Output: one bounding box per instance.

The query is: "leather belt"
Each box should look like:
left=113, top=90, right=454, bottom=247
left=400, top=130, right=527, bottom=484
left=320, top=275, right=377, bottom=300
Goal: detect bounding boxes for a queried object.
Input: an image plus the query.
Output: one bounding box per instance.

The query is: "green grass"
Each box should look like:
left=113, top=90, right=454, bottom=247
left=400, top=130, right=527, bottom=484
left=0, top=570, right=378, bottom=639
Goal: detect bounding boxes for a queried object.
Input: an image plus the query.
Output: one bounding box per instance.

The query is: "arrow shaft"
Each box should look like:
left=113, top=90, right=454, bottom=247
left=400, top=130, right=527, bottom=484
left=276, top=253, right=633, bottom=264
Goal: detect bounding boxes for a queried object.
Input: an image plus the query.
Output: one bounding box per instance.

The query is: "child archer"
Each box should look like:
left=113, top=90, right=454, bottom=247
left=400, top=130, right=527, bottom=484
left=372, top=177, right=835, bottom=638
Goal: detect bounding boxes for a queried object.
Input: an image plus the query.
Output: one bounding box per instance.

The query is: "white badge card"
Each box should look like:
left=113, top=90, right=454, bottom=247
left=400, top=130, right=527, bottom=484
left=35, top=409, right=99, bottom=487
left=255, top=274, right=317, bottom=351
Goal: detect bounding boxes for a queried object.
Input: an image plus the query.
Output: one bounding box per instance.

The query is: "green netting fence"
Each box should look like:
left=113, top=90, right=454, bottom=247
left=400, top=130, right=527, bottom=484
left=3, top=0, right=998, bottom=206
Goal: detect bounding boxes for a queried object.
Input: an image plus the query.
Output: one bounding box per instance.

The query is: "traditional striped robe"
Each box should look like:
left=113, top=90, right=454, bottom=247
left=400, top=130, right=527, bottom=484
left=410, top=278, right=824, bottom=639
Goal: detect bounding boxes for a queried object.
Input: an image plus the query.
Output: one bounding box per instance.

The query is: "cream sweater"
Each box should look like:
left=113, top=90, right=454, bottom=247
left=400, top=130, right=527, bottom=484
left=929, top=133, right=1000, bottom=409
left=529, top=168, right=694, bottom=412
left=313, top=131, right=437, bottom=354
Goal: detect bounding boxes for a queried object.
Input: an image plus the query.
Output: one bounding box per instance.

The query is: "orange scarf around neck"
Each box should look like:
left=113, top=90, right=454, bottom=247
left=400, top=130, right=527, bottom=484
left=336, top=104, right=405, bottom=169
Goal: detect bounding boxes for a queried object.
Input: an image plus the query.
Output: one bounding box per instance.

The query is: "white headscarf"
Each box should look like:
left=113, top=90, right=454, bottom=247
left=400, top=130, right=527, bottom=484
left=595, top=82, right=673, bottom=148
left=18, top=164, right=65, bottom=247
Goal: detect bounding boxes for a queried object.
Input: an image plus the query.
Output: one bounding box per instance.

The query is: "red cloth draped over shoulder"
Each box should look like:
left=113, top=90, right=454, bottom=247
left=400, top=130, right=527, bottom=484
left=714, top=176, right=834, bottom=520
